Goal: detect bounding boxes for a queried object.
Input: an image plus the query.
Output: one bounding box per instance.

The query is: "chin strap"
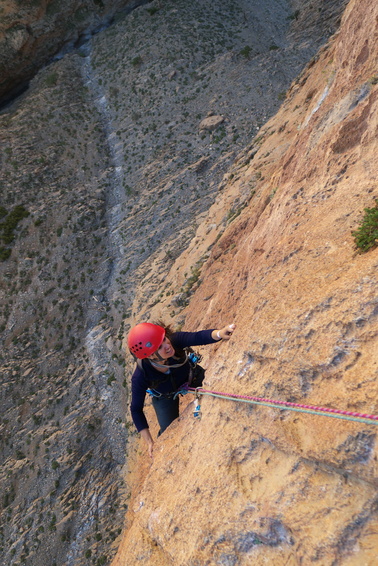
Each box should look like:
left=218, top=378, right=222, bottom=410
left=149, top=352, right=189, bottom=370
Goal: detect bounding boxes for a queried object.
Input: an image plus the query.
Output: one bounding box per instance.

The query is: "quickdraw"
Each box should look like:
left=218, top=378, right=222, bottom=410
left=193, top=390, right=202, bottom=419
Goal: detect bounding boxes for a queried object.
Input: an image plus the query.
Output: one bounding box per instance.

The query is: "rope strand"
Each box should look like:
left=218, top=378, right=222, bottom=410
left=188, top=387, right=378, bottom=425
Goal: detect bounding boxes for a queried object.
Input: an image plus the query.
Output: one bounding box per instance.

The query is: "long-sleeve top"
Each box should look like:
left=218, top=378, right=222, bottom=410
left=130, top=329, right=217, bottom=431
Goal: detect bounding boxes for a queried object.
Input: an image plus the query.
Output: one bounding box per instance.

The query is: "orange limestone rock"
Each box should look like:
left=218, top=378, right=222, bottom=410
left=113, top=0, right=378, bottom=564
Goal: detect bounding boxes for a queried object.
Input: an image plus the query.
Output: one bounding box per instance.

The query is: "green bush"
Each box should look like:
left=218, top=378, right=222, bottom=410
left=74, top=7, right=88, bottom=22
left=2, top=205, right=29, bottom=234
left=0, top=205, right=29, bottom=259
left=131, top=56, right=143, bottom=67
left=239, top=46, right=252, bottom=59
left=45, top=72, right=58, bottom=86
left=46, top=0, right=62, bottom=16
left=107, top=375, right=116, bottom=386
left=288, top=10, right=300, bottom=20
left=0, top=247, right=11, bottom=261
left=352, top=200, right=378, bottom=252
left=146, top=7, right=159, bottom=15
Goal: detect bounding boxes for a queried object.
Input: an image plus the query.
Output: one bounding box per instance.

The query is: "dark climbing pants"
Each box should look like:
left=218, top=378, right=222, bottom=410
left=152, top=395, right=179, bottom=436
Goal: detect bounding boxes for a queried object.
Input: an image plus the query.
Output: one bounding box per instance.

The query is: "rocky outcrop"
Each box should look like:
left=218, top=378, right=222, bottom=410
left=0, top=0, right=146, bottom=106
left=199, top=115, right=225, bottom=132
left=112, top=0, right=378, bottom=564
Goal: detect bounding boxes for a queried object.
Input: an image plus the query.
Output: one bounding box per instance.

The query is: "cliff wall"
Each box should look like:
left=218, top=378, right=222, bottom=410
left=0, top=0, right=370, bottom=564
left=113, top=0, right=378, bottom=564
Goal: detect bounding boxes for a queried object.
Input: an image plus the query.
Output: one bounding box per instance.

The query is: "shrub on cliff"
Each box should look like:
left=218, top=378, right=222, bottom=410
left=352, top=200, right=378, bottom=252
left=0, top=204, right=30, bottom=260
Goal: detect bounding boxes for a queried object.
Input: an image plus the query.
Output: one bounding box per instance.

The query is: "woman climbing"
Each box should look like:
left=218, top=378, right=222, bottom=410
left=127, top=321, right=235, bottom=458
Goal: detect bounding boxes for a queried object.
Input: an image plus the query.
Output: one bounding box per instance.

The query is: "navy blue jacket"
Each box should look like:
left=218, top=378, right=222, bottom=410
left=130, top=329, right=216, bottom=431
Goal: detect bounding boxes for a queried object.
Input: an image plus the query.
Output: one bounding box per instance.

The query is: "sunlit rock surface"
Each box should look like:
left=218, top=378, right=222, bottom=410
left=113, top=0, right=378, bottom=564
left=1, top=0, right=365, bottom=564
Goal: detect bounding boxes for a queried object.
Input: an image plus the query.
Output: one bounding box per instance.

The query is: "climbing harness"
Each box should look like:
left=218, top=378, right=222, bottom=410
left=146, top=386, right=189, bottom=400
left=187, top=387, right=378, bottom=426
left=139, top=348, right=205, bottom=399
left=146, top=388, right=171, bottom=399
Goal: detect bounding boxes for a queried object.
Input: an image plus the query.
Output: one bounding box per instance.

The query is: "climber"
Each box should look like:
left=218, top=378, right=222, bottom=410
left=127, top=321, right=235, bottom=458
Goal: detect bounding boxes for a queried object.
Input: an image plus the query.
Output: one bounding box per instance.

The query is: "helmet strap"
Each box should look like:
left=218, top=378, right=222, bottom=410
left=149, top=353, right=189, bottom=370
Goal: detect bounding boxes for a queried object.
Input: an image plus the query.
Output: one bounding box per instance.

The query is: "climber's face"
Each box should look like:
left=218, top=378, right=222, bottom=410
left=156, top=336, right=175, bottom=359
left=150, top=336, right=175, bottom=360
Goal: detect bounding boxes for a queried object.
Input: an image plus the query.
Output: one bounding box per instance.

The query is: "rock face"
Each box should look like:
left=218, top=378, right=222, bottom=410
left=0, top=0, right=145, bottom=106
left=112, top=0, right=378, bottom=564
left=0, top=0, right=358, bottom=564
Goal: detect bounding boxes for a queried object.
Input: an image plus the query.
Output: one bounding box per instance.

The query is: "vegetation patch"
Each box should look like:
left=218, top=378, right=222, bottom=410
left=352, top=199, right=378, bottom=252
left=46, top=0, right=62, bottom=17
left=131, top=55, right=143, bottom=67
left=239, top=46, right=252, bottom=59
left=0, top=205, right=30, bottom=260
left=74, top=7, right=89, bottom=22
left=288, top=10, right=300, bottom=21
left=146, top=7, right=160, bottom=16
left=45, top=72, right=59, bottom=87
left=226, top=201, right=248, bottom=224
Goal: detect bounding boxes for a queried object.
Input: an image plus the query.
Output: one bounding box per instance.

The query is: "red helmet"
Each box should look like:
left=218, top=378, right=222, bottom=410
left=127, top=323, right=165, bottom=359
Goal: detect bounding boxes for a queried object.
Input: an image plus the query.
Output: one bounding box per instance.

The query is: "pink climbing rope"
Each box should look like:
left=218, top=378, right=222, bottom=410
left=188, top=387, right=378, bottom=422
